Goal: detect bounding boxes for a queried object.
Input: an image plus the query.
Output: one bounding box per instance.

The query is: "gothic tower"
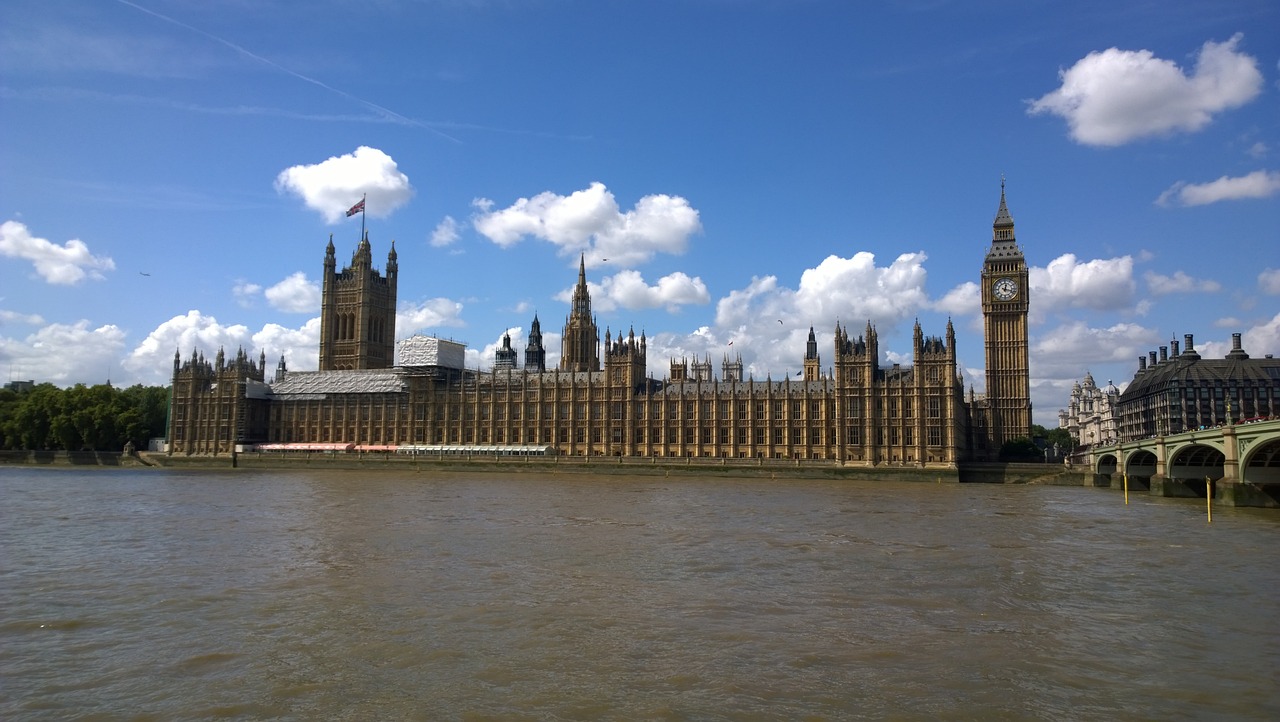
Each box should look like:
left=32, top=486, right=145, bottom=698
left=319, top=233, right=398, bottom=371
left=494, top=331, right=517, bottom=370
left=525, top=313, right=547, bottom=372
left=804, top=326, right=821, bottom=381
left=560, top=254, right=600, bottom=372
left=980, top=180, right=1032, bottom=453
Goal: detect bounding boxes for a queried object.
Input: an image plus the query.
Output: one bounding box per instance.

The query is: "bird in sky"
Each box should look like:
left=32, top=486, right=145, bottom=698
left=139, top=272, right=151, bottom=277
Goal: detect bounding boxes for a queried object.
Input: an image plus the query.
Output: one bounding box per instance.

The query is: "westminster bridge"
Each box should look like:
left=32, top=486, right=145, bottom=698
left=1082, top=418, right=1280, bottom=508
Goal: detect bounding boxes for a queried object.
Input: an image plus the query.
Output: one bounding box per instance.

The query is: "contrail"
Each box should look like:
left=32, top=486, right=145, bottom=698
left=113, top=0, right=461, bottom=143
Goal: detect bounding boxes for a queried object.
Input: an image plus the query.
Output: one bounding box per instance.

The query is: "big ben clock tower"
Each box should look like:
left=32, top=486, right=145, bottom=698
left=980, top=179, right=1031, bottom=455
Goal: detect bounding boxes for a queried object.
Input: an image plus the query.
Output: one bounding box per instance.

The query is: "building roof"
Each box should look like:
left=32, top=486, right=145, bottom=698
left=271, top=369, right=407, bottom=398
left=1121, top=350, right=1280, bottom=399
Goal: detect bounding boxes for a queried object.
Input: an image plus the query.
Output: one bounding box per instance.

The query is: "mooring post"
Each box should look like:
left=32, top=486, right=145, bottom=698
left=1206, top=476, right=1213, bottom=524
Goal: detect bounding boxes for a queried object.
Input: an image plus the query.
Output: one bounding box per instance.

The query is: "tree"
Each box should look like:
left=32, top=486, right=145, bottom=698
left=0, top=382, right=171, bottom=451
left=999, top=436, right=1042, bottom=462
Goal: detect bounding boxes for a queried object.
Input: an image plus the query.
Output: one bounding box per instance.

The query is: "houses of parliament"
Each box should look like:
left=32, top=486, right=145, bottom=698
left=167, top=185, right=1032, bottom=464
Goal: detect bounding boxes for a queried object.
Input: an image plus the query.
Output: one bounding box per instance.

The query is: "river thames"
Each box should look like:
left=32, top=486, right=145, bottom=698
left=2, top=468, right=1277, bottom=720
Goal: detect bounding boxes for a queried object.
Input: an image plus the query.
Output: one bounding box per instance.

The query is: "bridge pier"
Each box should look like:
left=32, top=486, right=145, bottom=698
left=1216, top=480, right=1280, bottom=508
left=1150, top=474, right=1208, bottom=499
left=1109, top=474, right=1149, bottom=492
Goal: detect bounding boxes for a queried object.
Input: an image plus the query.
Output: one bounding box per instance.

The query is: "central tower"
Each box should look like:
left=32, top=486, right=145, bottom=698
left=980, top=180, right=1032, bottom=452
left=560, top=254, right=600, bottom=372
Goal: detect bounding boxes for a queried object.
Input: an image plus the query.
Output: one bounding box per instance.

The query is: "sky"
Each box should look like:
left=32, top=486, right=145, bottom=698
left=2, top=0, right=1278, bottom=428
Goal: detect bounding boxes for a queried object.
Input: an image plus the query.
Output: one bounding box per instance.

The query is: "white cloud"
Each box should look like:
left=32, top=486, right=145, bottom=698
left=1028, top=34, right=1263, bottom=146
left=254, top=318, right=321, bottom=375
left=122, top=310, right=321, bottom=385
left=0, top=220, right=115, bottom=285
left=1248, top=142, right=1269, bottom=159
left=0, top=309, right=45, bottom=325
left=1143, top=270, right=1221, bottom=296
left=1030, top=320, right=1162, bottom=379
left=562, top=270, right=710, bottom=314
left=264, top=272, right=321, bottom=313
left=1155, top=170, right=1280, bottom=206
left=642, top=252, right=936, bottom=383
left=396, top=298, right=466, bottom=338
left=1030, top=254, right=1136, bottom=312
left=1243, top=312, right=1280, bottom=357
left=275, top=146, right=413, bottom=224
left=232, top=281, right=262, bottom=308
left=795, top=252, right=930, bottom=324
left=933, top=281, right=979, bottom=317
left=472, top=182, right=702, bottom=265
left=0, top=320, right=127, bottom=385
left=1259, top=268, right=1280, bottom=295
left=431, top=216, right=460, bottom=247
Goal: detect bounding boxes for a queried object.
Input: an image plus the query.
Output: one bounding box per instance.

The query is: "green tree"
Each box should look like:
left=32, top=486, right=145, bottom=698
left=999, top=436, right=1042, bottom=462
left=0, top=388, right=18, bottom=449
left=0, top=382, right=171, bottom=451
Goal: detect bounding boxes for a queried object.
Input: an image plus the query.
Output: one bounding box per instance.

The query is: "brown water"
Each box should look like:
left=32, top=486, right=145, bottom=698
left=2, top=468, right=1277, bottom=720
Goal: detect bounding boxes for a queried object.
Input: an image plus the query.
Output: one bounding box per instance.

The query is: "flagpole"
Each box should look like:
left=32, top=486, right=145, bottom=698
left=361, top=193, right=367, bottom=241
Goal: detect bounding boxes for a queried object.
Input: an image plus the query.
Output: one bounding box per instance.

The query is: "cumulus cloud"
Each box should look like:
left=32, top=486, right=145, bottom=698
left=0, top=220, right=115, bottom=284
left=1030, top=253, right=1136, bottom=311
left=275, top=146, right=413, bottom=223
left=263, top=272, right=321, bottom=313
left=431, top=216, right=460, bottom=247
left=1155, top=170, right=1280, bottom=206
left=1260, top=268, right=1280, bottom=295
left=472, top=182, right=702, bottom=265
left=560, top=270, right=710, bottom=314
left=795, top=252, right=930, bottom=323
left=396, top=298, right=466, bottom=338
left=933, top=281, right=979, bottom=317
left=1030, top=320, right=1162, bottom=379
left=0, top=320, right=127, bottom=385
left=1143, top=270, right=1222, bottom=296
left=1243, top=312, right=1280, bottom=356
left=638, top=251, right=937, bottom=382
left=122, top=310, right=321, bottom=385
left=1028, top=34, right=1262, bottom=146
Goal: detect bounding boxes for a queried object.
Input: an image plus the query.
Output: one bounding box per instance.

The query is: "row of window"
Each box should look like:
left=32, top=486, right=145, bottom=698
left=273, top=423, right=950, bottom=448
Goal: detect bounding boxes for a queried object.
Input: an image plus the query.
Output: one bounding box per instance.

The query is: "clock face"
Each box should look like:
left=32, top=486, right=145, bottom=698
left=993, top=278, right=1018, bottom=301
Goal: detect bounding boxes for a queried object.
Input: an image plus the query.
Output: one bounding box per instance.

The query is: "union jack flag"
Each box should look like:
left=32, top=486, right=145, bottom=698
left=346, top=199, right=365, bottom=217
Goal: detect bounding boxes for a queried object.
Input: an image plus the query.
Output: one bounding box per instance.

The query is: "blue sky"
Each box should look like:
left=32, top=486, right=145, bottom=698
left=2, top=0, right=1278, bottom=427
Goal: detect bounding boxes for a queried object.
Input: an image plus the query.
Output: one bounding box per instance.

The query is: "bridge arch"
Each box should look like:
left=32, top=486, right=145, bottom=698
left=1122, top=449, right=1158, bottom=476
left=1242, top=437, right=1280, bottom=484
left=1167, top=443, right=1225, bottom=484
left=1095, top=452, right=1118, bottom=476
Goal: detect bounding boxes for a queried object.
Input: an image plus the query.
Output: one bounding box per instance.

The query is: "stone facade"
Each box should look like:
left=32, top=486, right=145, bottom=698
left=167, top=186, right=1032, bottom=463
left=1058, top=372, right=1119, bottom=448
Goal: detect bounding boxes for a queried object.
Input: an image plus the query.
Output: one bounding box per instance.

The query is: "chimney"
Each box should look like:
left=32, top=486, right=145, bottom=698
left=1171, top=338, right=1180, bottom=356
left=1182, top=333, right=1201, bottom=360
left=1138, top=356, right=1147, bottom=371
left=1149, top=351, right=1157, bottom=367
left=1227, top=332, right=1250, bottom=360
left=1159, top=346, right=1167, bottom=363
